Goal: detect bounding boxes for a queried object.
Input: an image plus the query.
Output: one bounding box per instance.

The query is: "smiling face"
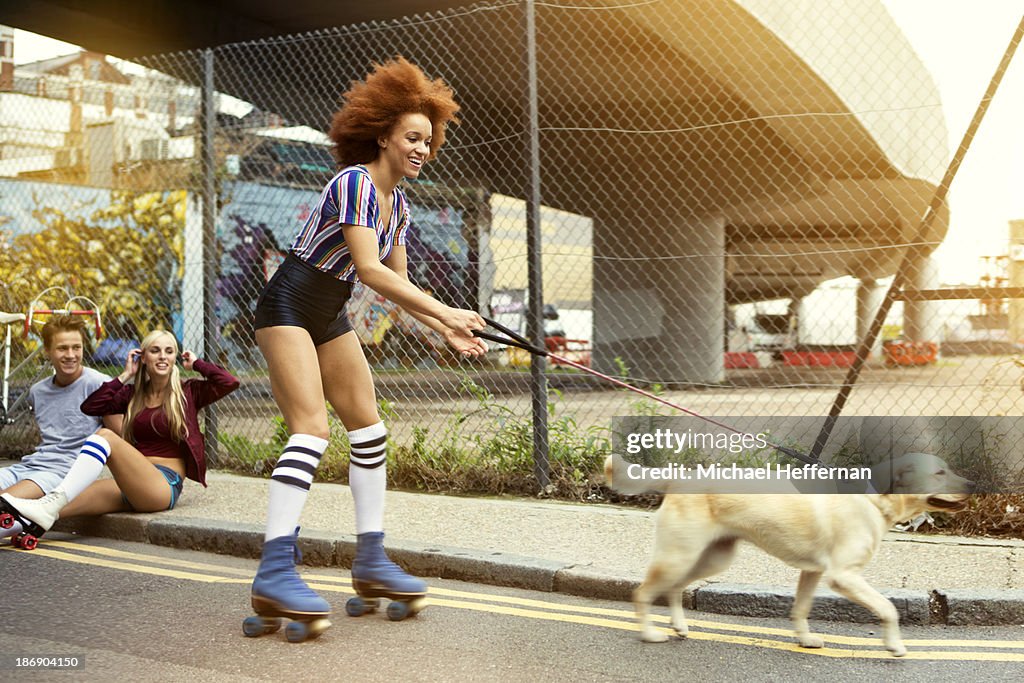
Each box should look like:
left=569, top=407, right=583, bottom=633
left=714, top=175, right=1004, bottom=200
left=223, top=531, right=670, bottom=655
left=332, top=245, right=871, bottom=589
left=379, top=112, right=432, bottom=179
left=46, top=330, right=85, bottom=386
left=141, top=332, right=178, bottom=381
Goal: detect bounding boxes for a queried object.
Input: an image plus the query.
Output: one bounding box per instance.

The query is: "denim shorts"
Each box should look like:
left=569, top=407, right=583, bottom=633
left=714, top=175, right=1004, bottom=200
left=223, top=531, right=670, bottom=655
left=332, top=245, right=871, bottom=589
left=253, top=253, right=354, bottom=346
left=121, top=464, right=184, bottom=511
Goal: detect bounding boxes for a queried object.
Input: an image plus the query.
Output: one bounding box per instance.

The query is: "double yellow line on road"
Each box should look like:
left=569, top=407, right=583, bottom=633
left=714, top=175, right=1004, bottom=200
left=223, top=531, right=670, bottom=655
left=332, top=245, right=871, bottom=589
left=6, top=539, right=1024, bottom=661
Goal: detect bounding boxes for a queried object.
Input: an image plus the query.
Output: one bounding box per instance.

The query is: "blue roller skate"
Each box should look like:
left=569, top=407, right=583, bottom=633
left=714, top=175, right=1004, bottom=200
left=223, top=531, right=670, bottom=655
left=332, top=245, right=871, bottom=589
left=243, top=528, right=331, bottom=642
left=346, top=531, right=427, bottom=621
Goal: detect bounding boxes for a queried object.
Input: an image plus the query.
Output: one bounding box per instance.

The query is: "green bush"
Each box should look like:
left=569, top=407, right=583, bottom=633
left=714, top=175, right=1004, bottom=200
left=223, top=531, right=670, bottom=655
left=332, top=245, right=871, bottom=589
left=216, top=374, right=612, bottom=500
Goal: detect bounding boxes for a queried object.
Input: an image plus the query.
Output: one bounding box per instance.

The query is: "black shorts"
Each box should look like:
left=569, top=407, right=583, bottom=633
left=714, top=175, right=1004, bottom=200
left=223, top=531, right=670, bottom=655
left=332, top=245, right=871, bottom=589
left=254, top=253, right=354, bottom=346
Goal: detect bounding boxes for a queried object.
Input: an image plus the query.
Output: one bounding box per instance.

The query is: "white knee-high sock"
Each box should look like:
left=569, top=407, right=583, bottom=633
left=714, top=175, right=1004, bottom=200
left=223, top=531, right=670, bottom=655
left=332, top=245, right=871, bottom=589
left=58, top=434, right=112, bottom=502
left=265, top=433, right=329, bottom=541
left=347, top=422, right=387, bottom=535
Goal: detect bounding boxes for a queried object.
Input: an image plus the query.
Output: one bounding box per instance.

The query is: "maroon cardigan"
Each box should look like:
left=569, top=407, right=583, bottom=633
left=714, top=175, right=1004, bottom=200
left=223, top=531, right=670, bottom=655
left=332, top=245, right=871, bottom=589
left=80, top=359, right=240, bottom=486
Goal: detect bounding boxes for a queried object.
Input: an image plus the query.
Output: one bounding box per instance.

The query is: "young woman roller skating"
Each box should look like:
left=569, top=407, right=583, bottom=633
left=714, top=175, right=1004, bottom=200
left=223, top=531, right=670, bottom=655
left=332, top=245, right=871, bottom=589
left=244, top=57, right=486, bottom=642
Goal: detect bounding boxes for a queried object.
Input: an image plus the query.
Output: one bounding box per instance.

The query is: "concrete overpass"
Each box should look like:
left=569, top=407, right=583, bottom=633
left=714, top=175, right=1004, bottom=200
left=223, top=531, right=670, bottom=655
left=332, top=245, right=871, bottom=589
left=0, top=0, right=948, bottom=383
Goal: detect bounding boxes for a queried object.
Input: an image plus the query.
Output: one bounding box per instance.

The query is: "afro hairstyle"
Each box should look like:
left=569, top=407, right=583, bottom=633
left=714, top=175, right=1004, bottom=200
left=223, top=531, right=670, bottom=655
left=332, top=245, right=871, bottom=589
left=328, top=56, right=460, bottom=168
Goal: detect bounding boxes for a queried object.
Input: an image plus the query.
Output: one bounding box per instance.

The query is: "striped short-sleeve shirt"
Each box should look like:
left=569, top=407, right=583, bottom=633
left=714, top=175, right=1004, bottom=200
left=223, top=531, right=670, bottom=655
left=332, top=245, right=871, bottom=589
left=289, top=165, right=411, bottom=282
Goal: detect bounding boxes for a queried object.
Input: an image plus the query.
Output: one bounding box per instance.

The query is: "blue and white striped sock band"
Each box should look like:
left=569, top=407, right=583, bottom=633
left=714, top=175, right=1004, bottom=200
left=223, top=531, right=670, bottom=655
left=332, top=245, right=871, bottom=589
left=270, top=433, right=329, bottom=491
left=81, top=434, right=111, bottom=465
left=348, top=422, right=387, bottom=469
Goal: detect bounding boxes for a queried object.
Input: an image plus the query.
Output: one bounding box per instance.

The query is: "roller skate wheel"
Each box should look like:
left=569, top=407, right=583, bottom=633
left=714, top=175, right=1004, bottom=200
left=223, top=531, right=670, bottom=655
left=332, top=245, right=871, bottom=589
left=242, top=616, right=265, bottom=637
left=285, top=621, right=309, bottom=643
left=242, top=616, right=281, bottom=637
left=346, top=596, right=368, bottom=617
left=0, top=513, right=13, bottom=529
left=386, top=601, right=411, bottom=621
left=20, top=535, right=38, bottom=551
left=307, top=618, right=331, bottom=639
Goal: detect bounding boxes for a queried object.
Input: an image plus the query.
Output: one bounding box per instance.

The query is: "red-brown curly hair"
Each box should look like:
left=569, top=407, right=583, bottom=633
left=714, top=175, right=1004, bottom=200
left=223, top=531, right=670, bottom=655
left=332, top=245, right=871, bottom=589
left=328, top=57, right=460, bottom=167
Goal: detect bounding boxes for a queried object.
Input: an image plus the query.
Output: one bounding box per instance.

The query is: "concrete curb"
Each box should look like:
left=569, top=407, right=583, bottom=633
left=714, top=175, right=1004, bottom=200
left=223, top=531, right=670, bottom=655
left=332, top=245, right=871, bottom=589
left=694, top=583, right=932, bottom=625
left=51, top=514, right=1024, bottom=625
left=936, top=588, right=1024, bottom=626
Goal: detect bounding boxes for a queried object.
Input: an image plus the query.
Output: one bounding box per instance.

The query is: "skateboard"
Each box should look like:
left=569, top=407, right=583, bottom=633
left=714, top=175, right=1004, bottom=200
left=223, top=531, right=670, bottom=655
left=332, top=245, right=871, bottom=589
left=345, top=579, right=427, bottom=621
left=0, top=498, right=43, bottom=550
left=242, top=595, right=331, bottom=643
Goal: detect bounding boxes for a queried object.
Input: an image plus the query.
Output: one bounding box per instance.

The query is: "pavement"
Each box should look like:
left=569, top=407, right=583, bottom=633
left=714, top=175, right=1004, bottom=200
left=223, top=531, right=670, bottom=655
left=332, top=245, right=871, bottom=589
left=4, top=460, right=1022, bottom=626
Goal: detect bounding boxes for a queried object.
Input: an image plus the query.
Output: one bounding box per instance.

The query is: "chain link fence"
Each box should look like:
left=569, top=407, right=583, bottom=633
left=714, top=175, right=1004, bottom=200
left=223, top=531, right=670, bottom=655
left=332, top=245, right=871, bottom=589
left=1, top=2, right=1023, bottom=511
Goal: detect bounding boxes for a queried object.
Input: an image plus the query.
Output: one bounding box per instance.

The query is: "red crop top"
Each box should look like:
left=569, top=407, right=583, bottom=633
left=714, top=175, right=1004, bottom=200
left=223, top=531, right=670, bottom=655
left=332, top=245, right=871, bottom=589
left=131, top=406, right=188, bottom=460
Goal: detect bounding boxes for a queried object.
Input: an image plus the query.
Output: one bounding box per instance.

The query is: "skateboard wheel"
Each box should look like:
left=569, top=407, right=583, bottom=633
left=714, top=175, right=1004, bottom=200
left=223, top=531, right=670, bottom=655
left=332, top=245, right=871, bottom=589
left=409, top=597, right=427, bottom=615
left=285, top=620, right=309, bottom=643
left=346, top=596, right=367, bottom=617
left=0, top=512, right=13, bottom=529
left=386, top=601, right=410, bottom=621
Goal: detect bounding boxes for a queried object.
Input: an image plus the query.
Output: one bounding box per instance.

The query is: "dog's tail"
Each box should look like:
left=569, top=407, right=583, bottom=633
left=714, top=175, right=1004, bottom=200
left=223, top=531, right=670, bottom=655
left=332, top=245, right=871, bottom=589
left=603, top=453, right=672, bottom=495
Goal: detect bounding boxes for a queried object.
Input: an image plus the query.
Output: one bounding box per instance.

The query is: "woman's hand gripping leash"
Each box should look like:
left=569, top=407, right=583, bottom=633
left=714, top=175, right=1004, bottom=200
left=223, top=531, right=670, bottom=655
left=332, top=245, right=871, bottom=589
left=440, top=307, right=488, bottom=359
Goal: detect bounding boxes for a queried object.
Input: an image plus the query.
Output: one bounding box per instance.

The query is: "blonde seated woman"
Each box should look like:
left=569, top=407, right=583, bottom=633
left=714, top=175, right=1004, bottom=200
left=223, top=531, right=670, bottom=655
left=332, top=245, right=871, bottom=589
left=0, top=329, right=239, bottom=545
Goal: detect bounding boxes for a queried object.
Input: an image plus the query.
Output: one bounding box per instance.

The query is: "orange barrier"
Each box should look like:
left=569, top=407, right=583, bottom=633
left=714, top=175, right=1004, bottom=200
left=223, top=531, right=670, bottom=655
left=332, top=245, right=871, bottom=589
left=883, top=340, right=938, bottom=367
left=724, top=351, right=760, bottom=369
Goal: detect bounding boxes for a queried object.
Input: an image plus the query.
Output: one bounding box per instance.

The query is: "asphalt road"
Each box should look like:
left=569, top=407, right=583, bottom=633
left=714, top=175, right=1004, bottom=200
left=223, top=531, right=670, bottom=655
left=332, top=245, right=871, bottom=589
left=2, top=534, right=1024, bottom=682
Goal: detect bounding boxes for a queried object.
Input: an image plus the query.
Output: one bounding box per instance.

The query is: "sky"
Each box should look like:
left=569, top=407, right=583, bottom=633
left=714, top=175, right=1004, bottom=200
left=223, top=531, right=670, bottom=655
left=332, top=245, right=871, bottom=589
left=880, top=0, right=1024, bottom=285
left=8, top=2, right=1024, bottom=285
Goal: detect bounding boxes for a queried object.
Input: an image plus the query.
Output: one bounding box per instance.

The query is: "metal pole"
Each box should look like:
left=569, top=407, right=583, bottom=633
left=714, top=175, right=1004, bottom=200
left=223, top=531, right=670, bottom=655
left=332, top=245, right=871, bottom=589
left=201, top=48, right=220, bottom=465
left=524, top=0, right=549, bottom=491
left=810, top=14, right=1024, bottom=460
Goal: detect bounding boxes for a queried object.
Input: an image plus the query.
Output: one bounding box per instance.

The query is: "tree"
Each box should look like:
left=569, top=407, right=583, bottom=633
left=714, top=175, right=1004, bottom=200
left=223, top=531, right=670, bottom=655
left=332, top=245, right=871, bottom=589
left=0, top=189, right=186, bottom=345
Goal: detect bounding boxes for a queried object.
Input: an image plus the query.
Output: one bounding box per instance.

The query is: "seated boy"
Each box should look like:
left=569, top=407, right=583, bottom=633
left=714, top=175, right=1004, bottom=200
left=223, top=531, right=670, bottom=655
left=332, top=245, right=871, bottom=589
left=0, top=314, right=122, bottom=499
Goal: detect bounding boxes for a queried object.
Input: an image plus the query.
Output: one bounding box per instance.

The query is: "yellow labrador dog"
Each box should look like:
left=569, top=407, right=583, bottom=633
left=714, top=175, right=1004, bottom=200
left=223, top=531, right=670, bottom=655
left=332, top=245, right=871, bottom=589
left=604, top=453, right=974, bottom=657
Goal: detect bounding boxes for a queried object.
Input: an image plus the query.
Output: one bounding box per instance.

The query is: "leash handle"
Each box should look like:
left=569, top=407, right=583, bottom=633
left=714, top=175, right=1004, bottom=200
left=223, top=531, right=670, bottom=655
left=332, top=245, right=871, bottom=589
left=474, top=317, right=549, bottom=357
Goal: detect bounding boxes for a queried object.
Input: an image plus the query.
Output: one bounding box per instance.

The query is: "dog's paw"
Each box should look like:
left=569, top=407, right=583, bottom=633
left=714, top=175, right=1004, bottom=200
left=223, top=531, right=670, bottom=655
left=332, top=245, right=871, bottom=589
left=798, top=634, right=824, bottom=649
left=671, top=624, right=689, bottom=639
left=640, top=628, right=670, bottom=643
left=887, top=642, right=907, bottom=658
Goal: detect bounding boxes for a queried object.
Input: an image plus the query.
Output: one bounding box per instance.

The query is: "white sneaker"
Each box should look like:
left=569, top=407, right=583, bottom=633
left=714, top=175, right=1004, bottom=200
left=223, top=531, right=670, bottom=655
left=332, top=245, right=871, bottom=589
left=0, top=488, right=68, bottom=531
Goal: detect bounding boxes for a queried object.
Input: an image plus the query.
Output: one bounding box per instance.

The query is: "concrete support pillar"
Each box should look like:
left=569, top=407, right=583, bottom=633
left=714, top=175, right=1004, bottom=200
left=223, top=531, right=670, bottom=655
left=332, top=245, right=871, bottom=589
left=903, top=253, right=942, bottom=342
left=856, top=276, right=886, bottom=356
left=593, top=213, right=725, bottom=384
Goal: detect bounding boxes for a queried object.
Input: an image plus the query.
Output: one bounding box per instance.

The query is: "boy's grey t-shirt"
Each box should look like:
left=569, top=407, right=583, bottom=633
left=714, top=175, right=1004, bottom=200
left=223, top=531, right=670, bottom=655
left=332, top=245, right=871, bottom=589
left=24, top=367, right=110, bottom=473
